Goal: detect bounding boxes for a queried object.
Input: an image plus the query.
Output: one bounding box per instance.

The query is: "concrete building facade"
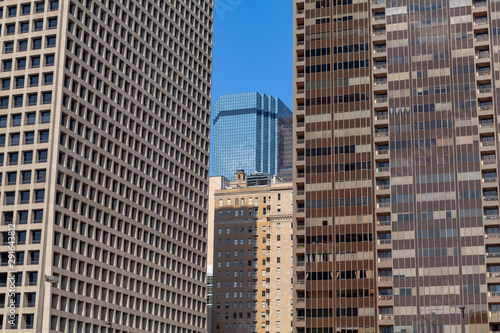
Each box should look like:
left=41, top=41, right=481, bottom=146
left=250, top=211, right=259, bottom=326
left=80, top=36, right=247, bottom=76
left=0, top=0, right=213, bottom=332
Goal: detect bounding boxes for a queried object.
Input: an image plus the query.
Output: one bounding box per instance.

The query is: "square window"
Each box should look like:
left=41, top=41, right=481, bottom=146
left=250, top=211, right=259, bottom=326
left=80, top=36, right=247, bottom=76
left=38, top=130, right=49, bottom=143
left=29, top=75, right=39, bottom=87
left=20, top=22, right=29, bottom=33
left=5, top=192, right=15, bottom=205
left=33, top=20, right=43, bottom=31
left=0, top=97, right=8, bottom=109
left=33, top=210, right=43, bottom=223
left=12, top=114, right=22, bottom=126
left=24, top=132, right=35, bottom=145
left=42, top=92, right=52, bottom=104
left=8, top=6, right=17, bottom=17
left=40, top=112, right=50, bottom=123
left=9, top=152, right=18, bottom=165
left=2, top=78, right=10, bottom=90
left=32, top=38, right=42, bottom=50
left=34, top=190, right=45, bottom=203
left=23, top=151, right=33, bottom=164
left=29, top=253, right=39, bottom=266
left=30, top=56, right=40, bottom=68
left=45, top=54, right=55, bottom=66
left=22, top=4, right=31, bottom=15
left=15, top=77, right=24, bottom=89
left=13, top=96, right=23, bottom=107
left=4, top=42, right=14, bottom=54
left=28, top=94, right=37, bottom=106
left=36, top=170, right=46, bottom=183
left=3, top=211, right=13, bottom=224
left=31, top=230, right=42, bottom=243
left=0, top=116, right=6, bottom=127
left=18, top=211, right=28, bottom=224
left=18, top=40, right=28, bottom=52
left=37, top=150, right=47, bottom=162
left=21, top=171, right=31, bottom=184
left=43, top=73, right=53, bottom=85
left=26, top=113, right=36, bottom=125
left=3, top=60, right=12, bottom=71
left=49, top=1, right=59, bottom=11
left=48, top=18, right=57, bottom=29
left=17, top=58, right=26, bottom=70
left=46, top=36, right=56, bottom=48
left=19, top=191, right=30, bottom=204
left=35, top=2, right=45, bottom=13
left=7, top=172, right=16, bottom=185
left=6, top=24, right=16, bottom=35
left=24, top=314, right=34, bottom=329
left=10, top=133, right=20, bottom=146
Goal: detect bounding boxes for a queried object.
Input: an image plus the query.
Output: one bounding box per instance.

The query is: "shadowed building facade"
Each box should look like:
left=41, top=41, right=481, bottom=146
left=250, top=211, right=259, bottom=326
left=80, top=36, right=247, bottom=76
left=293, top=0, right=500, bottom=332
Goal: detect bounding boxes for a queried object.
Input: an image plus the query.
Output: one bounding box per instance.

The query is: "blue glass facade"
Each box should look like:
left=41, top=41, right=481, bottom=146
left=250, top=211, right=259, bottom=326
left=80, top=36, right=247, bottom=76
left=210, top=92, right=292, bottom=181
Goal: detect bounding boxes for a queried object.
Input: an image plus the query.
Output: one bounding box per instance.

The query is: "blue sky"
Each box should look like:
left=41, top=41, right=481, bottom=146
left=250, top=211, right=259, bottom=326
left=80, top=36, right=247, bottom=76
left=211, top=0, right=293, bottom=110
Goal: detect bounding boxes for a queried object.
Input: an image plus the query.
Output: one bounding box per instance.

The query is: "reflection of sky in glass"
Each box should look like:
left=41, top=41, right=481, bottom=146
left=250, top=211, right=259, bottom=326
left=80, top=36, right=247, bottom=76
left=210, top=92, right=292, bottom=181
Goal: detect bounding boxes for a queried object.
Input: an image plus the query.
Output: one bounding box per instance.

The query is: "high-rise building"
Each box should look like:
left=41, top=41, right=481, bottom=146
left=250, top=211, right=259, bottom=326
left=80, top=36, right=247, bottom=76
left=210, top=92, right=293, bottom=181
left=293, top=0, right=500, bottom=332
left=0, top=0, right=213, bottom=331
left=210, top=171, right=293, bottom=333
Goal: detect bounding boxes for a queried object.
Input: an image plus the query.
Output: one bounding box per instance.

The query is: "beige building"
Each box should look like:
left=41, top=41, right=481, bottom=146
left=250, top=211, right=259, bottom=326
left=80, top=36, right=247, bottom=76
left=210, top=171, right=293, bottom=333
left=0, top=0, right=213, bottom=332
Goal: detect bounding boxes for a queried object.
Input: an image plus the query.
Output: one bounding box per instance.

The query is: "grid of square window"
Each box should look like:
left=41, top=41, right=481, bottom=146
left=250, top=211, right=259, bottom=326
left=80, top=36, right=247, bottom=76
left=0, top=1, right=58, bottom=331
left=0, top=0, right=212, bottom=332
left=0, top=92, right=50, bottom=333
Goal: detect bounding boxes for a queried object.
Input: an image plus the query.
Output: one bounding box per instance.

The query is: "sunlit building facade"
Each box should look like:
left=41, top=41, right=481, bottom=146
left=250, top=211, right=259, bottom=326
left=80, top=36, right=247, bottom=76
left=293, top=0, right=500, bottom=332
left=0, top=0, right=213, bottom=331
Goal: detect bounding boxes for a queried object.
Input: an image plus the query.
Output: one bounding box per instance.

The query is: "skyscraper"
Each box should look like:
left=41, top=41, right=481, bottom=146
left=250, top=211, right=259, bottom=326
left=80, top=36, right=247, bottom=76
left=294, top=0, right=500, bottom=332
left=210, top=92, right=293, bottom=181
left=0, top=0, right=213, bottom=331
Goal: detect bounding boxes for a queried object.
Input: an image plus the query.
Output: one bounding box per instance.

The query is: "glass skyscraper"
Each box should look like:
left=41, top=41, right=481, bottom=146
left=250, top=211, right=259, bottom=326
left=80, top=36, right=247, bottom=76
left=211, top=92, right=292, bottom=181
left=293, top=0, right=500, bottom=332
